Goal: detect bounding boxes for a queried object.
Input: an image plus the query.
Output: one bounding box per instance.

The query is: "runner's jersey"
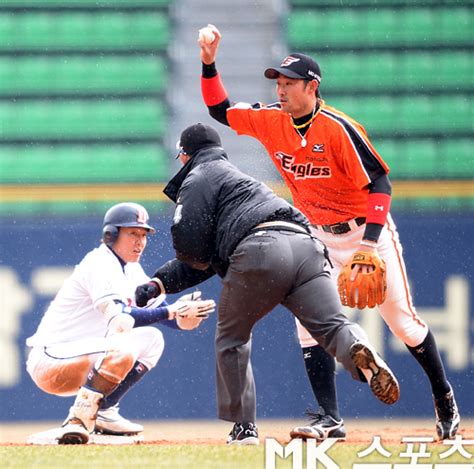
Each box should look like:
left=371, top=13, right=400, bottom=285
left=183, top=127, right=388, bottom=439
left=227, top=100, right=389, bottom=225
left=27, top=244, right=152, bottom=347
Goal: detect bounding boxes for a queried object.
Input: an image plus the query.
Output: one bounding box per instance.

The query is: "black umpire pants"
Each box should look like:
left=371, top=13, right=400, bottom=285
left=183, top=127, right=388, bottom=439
left=216, top=228, right=369, bottom=423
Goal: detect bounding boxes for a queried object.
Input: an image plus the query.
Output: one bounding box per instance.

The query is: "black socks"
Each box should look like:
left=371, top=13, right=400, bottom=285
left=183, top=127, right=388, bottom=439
left=406, top=329, right=451, bottom=399
left=303, top=345, right=340, bottom=420
left=100, top=361, right=150, bottom=409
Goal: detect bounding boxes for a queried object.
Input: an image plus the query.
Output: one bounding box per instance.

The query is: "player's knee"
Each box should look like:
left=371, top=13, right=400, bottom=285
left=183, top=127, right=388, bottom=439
left=215, top=331, right=234, bottom=354
left=215, top=334, right=251, bottom=357
left=35, top=356, right=90, bottom=396
left=298, top=335, right=319, bottom=348
left=147, top=326, right=164, bottom=348
left=388, top=321, right=426, bottom=347
left=139, top=327, right=165, bottom=369
left=100, top=349, right=135, bottom=383
left=395, top=326, right=428, bottom=348
left=295, top=322, right=319, bottom=348
left=388, top=322, right=405, bottom=339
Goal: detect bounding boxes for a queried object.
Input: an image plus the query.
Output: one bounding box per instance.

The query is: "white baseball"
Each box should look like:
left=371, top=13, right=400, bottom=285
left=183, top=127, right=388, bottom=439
left=198, top=27, right=215, bottom=45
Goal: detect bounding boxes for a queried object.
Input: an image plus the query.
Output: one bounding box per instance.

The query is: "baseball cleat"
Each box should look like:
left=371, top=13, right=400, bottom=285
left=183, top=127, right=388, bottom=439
left=56, top=420, right=90, bottom=445
left=226, top=422, right=259, bottom=446
left=434, top=388, right=460, bottom=440
left=95, top=405, right=143, bottom=435
left=290, top=410, right=346, bottom=441
left=350, top=342, right=400, bottom=405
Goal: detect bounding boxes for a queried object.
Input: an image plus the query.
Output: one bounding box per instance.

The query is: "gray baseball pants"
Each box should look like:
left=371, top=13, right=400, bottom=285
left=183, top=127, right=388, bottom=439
left=216, top=229, right=369, bottom=423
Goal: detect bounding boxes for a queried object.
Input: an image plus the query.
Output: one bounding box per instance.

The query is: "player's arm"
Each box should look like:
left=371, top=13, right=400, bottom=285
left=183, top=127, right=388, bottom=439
left=135, top=259, right=215, bottom=307
left=337, top=124, right=392, bottom=283
left=337, top=173, right=391, bottom=307
left=346, top=173, right=391, bottom=281
left=153, top=259, right=216, bottom=293
left=99, top=295, right=215, bottom=332
left=338, top=125, right=391, bottom=251
left=198, top=24, right=231, bottom=126
left=98, top=298, right=168, bottom=331
left=340, top=173, right=391, bottom=289
left=201, top=62, right=231, bottom=125
left=362, top=173, right=392, bottom=245
left=171, top=169, right=217, bottom=268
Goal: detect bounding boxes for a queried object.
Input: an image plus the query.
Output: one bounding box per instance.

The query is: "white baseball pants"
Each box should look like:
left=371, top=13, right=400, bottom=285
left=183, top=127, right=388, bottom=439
left=26, top=326, right=164, bottom=397
left=297, top=214, right=428, bottom=348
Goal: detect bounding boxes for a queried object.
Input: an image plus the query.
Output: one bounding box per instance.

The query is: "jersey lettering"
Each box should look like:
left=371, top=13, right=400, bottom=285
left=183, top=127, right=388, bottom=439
left=276, top=152, right=331, bottom=180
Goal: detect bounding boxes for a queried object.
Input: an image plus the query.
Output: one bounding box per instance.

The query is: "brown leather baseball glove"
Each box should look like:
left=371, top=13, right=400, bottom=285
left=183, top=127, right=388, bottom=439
left=337, top=250, right=387, bottom=309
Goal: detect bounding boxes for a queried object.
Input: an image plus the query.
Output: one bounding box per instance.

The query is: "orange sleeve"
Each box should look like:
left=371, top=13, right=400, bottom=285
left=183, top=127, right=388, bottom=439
left=227, top=104, right=265, bottom=139
left=201, top=73, right=228, bottom=106
left=339, top=124, right=389, bottom=190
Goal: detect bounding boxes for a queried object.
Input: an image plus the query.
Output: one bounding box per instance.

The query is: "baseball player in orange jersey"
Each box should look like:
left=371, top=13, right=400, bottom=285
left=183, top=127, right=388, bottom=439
left=197, top=24, right=460, bottom=441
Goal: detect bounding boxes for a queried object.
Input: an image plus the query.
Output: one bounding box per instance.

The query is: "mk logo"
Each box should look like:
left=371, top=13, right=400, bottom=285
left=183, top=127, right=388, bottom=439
left=265, top=438, right=341, bottom=469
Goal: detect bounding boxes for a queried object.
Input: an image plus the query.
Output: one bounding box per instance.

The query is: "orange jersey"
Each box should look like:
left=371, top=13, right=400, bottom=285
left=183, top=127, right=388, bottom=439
left=227, top=101, right=389, bottom=225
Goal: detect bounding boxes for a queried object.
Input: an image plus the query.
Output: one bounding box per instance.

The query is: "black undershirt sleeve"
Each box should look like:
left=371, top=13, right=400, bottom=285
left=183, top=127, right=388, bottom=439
left=368, top=173, right=392, bottom=195
left=363, top=223, right=383, bottom=242
left=209, top=100, right=231, bottom=126
left=153, top=259, right=215, bottom=293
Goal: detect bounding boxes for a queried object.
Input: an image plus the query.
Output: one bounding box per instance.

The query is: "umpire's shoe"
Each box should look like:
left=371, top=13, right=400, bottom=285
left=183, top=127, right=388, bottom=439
left=226, top=422, right=259, bottom=446
left=95, top=405, right=144, bottom=435
left=434, top=388, right=460, bottom=440
left=290, top=410, right=346, bottom=441
left=350, top=342, right=400, bottom=405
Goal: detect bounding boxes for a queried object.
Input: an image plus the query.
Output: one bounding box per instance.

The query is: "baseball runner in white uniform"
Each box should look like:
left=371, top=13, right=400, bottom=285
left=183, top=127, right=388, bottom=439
left=26, top=202, right=215, bottom=444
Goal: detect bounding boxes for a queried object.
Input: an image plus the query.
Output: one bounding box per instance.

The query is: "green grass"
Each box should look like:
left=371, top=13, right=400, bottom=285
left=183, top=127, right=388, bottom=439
left=1, top=443, right=471, bottom=469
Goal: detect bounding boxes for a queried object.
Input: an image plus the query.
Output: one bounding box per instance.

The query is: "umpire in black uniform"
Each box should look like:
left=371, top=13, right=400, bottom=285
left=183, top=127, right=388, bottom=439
left=135, top=123, right=399, bottom=445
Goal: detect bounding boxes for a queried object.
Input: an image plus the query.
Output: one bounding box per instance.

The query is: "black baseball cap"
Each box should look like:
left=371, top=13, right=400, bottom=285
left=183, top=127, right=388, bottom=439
left=264, top=53, right=322, bottom=83
left=176, top=123, right=222, bottom=158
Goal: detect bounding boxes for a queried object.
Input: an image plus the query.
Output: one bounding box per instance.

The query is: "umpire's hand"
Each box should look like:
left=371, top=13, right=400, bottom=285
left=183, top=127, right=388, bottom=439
left=135, top=279, right=161, bottom=307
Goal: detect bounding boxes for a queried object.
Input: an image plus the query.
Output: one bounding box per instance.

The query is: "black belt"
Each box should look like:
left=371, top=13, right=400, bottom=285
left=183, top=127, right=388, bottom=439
left=251, top=220, right=310, bottom=235
left=250, top=220, right=334, bottom=268
left=315, top=217, right=366, bottom=235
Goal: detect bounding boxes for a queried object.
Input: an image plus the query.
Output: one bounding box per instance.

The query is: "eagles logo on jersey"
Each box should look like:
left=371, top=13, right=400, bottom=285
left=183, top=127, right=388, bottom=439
left=276, top=152, right=331, bottom=180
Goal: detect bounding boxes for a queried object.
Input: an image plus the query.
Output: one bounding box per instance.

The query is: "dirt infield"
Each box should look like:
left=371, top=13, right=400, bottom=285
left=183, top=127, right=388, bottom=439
left=1, top=418, right=473, bottom=446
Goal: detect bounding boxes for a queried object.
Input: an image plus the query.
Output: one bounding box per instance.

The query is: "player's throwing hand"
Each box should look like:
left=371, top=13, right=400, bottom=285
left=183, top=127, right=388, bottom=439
left=198, top=24, right=221, bottom=65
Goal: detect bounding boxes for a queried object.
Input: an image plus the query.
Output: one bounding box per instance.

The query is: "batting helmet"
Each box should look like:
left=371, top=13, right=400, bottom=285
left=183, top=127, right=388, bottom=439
left=102, top=202, right=156, bottom=247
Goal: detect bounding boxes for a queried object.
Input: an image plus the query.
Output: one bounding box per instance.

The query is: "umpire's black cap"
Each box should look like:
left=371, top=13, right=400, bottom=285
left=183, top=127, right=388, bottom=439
left=176, top=123, right=222, bottom=158
left=264, top=53, right=322, bottom=83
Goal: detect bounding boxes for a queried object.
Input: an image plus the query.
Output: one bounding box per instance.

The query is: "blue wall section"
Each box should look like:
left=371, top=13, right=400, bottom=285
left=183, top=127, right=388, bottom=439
left=0, top=211, right=473, bottom=421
